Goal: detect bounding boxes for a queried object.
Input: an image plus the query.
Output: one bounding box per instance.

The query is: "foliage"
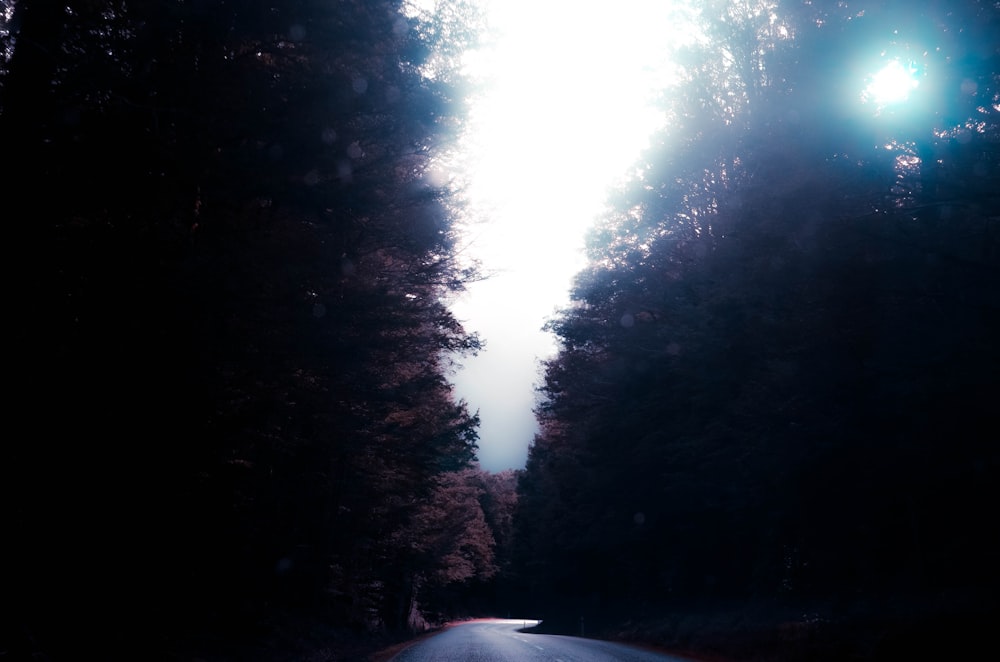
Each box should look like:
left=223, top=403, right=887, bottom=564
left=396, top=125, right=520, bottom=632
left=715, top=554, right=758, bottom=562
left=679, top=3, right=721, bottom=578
left=0, top=0, right=497, bottom=658
left=514, top=0, right=1000, bottom=639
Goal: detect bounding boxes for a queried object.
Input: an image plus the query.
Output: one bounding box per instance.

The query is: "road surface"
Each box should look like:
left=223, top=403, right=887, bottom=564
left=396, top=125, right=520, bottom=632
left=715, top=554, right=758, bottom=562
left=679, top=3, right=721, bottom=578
left=388, top=619, right=691, bottom=661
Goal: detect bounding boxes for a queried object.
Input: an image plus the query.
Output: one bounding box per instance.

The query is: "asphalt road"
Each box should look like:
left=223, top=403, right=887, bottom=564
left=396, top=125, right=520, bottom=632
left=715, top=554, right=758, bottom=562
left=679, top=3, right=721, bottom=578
left=388, top=619, right=691, bottom=662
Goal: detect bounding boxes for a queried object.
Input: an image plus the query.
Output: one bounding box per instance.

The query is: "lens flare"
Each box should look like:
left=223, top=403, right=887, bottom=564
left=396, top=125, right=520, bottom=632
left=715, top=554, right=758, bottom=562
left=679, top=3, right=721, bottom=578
left=863, top=59, right=920, bottom=106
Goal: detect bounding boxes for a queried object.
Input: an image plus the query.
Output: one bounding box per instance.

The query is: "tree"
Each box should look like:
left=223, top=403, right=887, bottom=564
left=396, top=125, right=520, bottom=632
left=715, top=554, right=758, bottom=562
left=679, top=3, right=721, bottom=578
left=1, top=1, right=489, bottom=657
left=513, top=0, right=1000, bottom=637
left=389, top=467, right=498, bottom=628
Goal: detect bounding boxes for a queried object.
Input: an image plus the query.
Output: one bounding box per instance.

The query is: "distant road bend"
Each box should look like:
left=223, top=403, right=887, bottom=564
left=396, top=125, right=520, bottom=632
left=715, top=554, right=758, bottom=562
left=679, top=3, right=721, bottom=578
left=389, top=618, right=691, bottom=662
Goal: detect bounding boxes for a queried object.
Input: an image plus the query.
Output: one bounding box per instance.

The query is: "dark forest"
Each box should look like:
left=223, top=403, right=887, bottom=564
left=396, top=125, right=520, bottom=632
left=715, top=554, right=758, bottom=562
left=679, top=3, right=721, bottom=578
left=2, top=1, right=998, bottom=661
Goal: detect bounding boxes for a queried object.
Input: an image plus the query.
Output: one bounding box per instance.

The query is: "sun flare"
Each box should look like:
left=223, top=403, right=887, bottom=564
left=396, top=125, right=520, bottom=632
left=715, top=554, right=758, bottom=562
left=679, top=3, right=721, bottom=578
left=863, top=59, right=920, bottom=107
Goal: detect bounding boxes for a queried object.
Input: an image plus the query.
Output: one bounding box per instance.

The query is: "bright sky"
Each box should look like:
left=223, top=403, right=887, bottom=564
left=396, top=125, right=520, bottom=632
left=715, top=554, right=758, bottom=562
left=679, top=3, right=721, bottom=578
left=446, top=0, right=695, bottom=471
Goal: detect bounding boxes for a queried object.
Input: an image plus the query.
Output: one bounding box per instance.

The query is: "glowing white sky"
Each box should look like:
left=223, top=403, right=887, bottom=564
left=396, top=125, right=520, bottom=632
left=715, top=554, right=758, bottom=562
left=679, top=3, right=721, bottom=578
left=446, top=0, right=694, bottom=471
left=436, top=1, right=924, bottom=471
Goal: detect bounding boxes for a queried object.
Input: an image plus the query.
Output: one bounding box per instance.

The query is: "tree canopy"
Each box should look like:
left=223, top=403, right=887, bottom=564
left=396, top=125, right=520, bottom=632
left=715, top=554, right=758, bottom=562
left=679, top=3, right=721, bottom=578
left=512, top=0, right=999, bottom=655
left=1, top=1, right=500, bottom=658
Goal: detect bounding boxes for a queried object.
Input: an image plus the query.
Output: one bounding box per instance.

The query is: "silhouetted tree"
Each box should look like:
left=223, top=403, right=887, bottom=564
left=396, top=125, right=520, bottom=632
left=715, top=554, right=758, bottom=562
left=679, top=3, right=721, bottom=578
left=1, top=1, right=487, bottom=658
left=513, top=0, right=1000, bottom=644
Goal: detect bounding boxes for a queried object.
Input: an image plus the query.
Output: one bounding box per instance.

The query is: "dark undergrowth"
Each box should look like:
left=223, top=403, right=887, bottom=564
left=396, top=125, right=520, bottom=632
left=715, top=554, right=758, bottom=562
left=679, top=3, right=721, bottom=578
left=523, top=594, right=998, bottom=661
left=0, top=611, right=437, bottom=662
left=163, top=612, right=441, bottom=662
